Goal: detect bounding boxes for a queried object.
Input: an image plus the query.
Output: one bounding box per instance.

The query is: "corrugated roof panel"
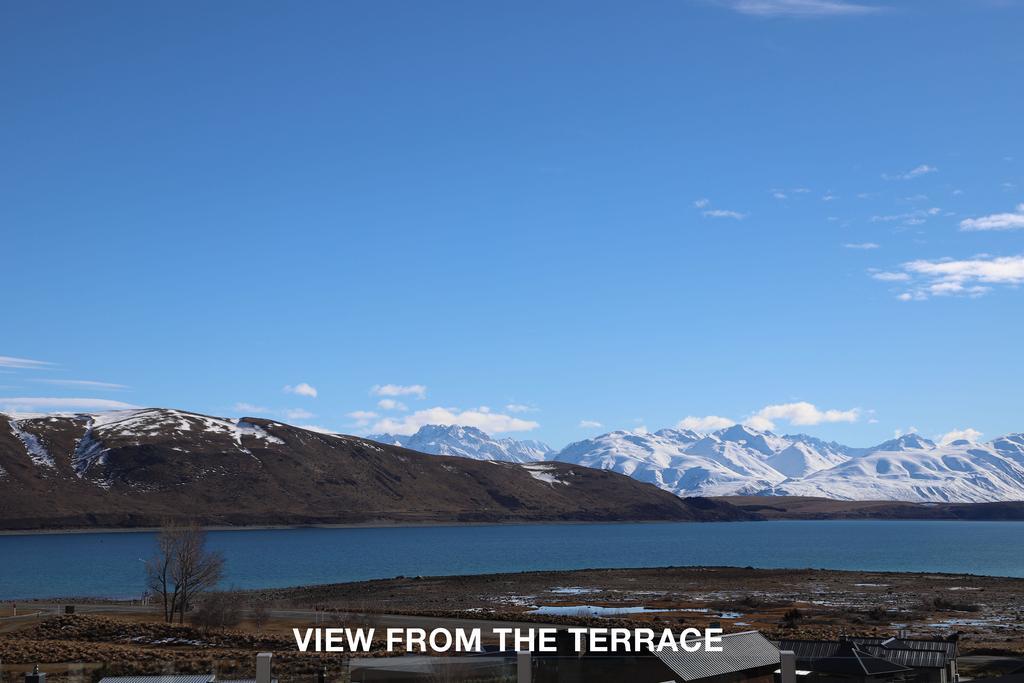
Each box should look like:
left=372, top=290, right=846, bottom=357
left=654, top=631, right=781, bottom=682
left=860, top=645, right=947, bottom=668
left=776, top=640, right=842, bottom=660
left=98, top=676, right=214, bottom=683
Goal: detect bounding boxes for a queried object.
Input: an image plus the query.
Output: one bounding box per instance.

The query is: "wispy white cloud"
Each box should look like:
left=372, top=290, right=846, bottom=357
left=283, top=382, right=318, bottom=398
left=377, top=398, right=408, bottom=411
left=843, top=242, right=880, bottom=250
left=0, top=397, right=140, bottom=413
left=506, top=403, right=537, bottom=413
left=960, top=204, right=1024, bottom=231
left=346, top=410, right=380, bottom=428
left=938, top=427, right=983, bottom=445
left=297, top=424, right=339, bottom=435
left=371, top=384, right=427, bottom=399
left=370, top=406, right=539, bottom=436
left=879, top=254, right=1024, bottom=300
left=677, top=402, right=859, bottom=433
left=745, top=402, right=860, bottom=431
left=721, top=0, right=884, bottom=17
left=703, top=209, right=747, bottom=220
left=0, top=355, right=53, bottom=370
left=870, top=207, right=941, bottom=226
left=31, top=379, right=129, bottom=390
left=234, top=402, right=271, bottom=413
left=696, top=198, right=746, bottom=219
left=870, top=271, right=911, bottom=282
left=677, top=415, right=736, bottom=431
left=283, top=408, right=315, bottom=420
left=578, top=419, right=603, bottom=429
left=883, top=164, right=938, bottom=181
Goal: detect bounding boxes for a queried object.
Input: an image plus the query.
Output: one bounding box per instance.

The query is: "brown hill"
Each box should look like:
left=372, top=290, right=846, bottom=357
left=714, top=495, right=1024, bottom=520
left=0, top=408, right=752, bottom=530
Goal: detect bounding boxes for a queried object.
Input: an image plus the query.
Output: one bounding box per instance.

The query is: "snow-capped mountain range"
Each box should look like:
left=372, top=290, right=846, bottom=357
left=369, top=424, right=554, bottom=463
left=368, top=424, right=1024, bottom=503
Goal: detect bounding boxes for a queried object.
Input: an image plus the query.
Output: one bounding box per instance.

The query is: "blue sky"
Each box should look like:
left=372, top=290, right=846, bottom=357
left=2, top=0, right=1022, bottom=448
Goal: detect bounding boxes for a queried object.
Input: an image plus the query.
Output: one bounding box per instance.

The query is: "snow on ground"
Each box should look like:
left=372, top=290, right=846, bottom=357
left=234, top=419, right=285, bottom=445
left=521, top=463, right=569, bottom=485
left=7, top=418, right=55, bottom=468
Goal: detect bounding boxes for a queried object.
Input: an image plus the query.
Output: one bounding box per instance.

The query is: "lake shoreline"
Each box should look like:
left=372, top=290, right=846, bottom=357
left=6, top=514, right=1024, bottom=537
left=0, top=517, right=733, bottom=536
left=3, top=495, right=1022, bottom=535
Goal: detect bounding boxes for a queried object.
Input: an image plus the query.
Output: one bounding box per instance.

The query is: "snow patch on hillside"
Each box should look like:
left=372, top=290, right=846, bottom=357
left=8, top=419, right=55, bottom=469
left=522, top=463, right=569, bottom=486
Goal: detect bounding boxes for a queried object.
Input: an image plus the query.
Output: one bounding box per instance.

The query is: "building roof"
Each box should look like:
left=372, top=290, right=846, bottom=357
left=653, top=631, right=781, bottom=682
left=886, top=637, right=958, bottom=659
left=777, top=640, right=911, bottom=678
left=858, top=645, right=947, bottom=669
left=98, top=677, right=215, bottom=683
left=849, top=636, right=958, bottom=667
left=776, top=639, right=842, bottom=660
left=348, top=655, right=513, bottom=675
left=777, top=635, right=959, bottom=674
left=851, top=636, right=958, bottom=656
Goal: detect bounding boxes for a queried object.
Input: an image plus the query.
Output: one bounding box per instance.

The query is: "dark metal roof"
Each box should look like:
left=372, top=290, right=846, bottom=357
left=653, top=631, right=780, bottom=682
left=859, top=645, right=947, bottom=669
left=886, top=638, right=959, bottom=659
left=776, top=639, right=842, bottom=660
left=776, top=641, right=910, bottom=677
left=348, top=656, right=512, bottom=675
left=777, top=636, right=956, bottom=672
left=849, top=636, right=957, bottom=667
left=851, top=636, right=957, bottom=656
left=98, top=677, right=214, bottom=683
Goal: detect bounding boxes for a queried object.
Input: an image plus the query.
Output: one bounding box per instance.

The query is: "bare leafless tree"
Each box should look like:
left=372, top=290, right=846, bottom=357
left=251, top=599, right=271, bottom=631
left=145, top=523, right=182, bottom=622
left=145, top=521, right=225, bottom=623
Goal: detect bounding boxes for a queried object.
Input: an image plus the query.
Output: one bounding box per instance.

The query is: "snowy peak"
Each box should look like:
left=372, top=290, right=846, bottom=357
left=783, top=433, right=868, bottom=459
left=652, top=428, right=702, bottom=443
left=711, top=424, right=789, bottom=456
left=768, top=441, right=849, bottom=479
left=367, top=424, right=553, bottom=463
left=991, top=433, right=1024, bottom=465
left=868, top=433, right=937, bottom=453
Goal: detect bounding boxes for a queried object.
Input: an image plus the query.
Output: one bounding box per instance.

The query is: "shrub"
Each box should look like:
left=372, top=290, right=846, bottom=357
left=864, top=605, right=891, bottom=622
left=782, top=608, right=803, bottom=628
left=191, top=593, right=242, bottom=632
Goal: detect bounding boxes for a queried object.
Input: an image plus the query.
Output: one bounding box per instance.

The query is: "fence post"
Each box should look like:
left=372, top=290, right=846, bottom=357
left=517, top=650, right=531, bottom=683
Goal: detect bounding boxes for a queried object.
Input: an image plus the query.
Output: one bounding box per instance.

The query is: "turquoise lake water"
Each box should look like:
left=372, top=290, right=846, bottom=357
left=1, top=520, right=1021, bottom=599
